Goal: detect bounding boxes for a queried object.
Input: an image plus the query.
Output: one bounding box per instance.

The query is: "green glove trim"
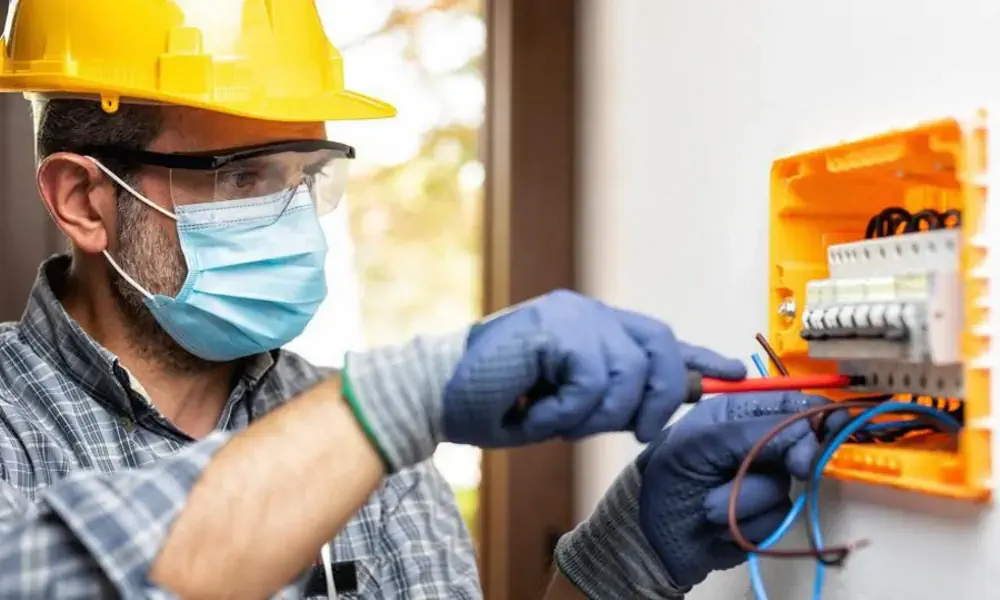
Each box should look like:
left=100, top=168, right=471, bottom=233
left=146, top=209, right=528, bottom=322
left=341, top=354, right=393, bottom=471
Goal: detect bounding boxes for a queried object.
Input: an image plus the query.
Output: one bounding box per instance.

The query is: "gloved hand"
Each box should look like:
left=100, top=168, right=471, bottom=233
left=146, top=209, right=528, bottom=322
left=342, top=289, right=745, bottom=472
left=443, top=290, right=746, bottom=448
left=555, top=391, right=828, bottom=599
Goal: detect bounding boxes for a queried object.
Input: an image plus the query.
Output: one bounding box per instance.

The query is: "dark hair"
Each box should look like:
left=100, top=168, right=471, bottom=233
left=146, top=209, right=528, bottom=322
left=32, top=99, right=165, bottom=248
left=32, top=98, right=163, bottom=178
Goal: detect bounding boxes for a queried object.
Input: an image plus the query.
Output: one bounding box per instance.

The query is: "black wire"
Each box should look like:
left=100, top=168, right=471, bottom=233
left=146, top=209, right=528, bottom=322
left=864, top=208, right=961, bottom=239
left=805, top=405, right=962, bottom=565
left=850, top=397, right=963, bottom=443
left=813, top=395, right=892, bottom=443
left=865, top=207, right=910, bottom=239
left=853, top=418, right=941, bottom=443
left=904, top=209, right=942, bottom=233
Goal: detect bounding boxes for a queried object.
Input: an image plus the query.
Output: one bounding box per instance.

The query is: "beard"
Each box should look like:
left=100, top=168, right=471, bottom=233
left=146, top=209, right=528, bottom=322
left=107, top=187, right=218, bottom=375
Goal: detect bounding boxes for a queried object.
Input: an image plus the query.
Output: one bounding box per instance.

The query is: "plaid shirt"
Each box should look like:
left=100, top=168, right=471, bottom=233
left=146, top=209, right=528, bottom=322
left=0, top=257, right=481, bottom=599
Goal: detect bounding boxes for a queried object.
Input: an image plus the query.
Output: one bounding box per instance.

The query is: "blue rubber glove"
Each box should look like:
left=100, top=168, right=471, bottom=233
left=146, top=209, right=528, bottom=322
left=443, top=289, right=746, bottom=447
left=555, top=391, right=828, bottom=599
left=639, top=391, right=827, bottom=588
left=343, top=289, right=744, bottom=472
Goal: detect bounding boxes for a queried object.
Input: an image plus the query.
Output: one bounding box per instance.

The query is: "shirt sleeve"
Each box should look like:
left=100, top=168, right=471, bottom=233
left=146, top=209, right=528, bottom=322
left=376, top=459, right=482, bottom=599
left=0, top=432, right=232, bottom=599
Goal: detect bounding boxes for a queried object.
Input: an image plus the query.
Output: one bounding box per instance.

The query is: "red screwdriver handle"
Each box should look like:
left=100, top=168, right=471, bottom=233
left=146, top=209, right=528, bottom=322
left=684, top=372, right=857, bottom=403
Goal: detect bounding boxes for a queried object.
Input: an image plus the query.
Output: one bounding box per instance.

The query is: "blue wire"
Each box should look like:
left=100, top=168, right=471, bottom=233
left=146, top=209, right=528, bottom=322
left=807, top=402, right=961, bottom=558
left=748, top=493, right=817, bottom=600
left=748, top=399, right=960, bottom=600
left=862, top=420, right=921, bottom=432
left=747, top=352, right=822, bottom=599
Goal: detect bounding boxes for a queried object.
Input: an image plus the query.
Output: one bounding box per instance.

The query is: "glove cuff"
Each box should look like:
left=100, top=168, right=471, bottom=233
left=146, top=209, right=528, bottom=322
left=555, top=461, right=688, bottom=600
left=343, top=330, right=468, bottom=472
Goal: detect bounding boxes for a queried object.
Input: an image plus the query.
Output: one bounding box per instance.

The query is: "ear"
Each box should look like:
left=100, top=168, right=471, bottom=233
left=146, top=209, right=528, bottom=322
left=36, top=153, right=117, bottom=255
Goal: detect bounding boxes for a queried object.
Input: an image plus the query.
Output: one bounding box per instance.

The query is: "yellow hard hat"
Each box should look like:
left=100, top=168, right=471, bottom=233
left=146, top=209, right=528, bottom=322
left=0, top=0, right=396, bottom=122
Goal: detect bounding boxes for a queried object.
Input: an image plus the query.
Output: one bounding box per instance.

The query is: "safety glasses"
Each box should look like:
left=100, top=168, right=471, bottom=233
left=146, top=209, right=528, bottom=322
left=81, top=140, right=355, bottom=218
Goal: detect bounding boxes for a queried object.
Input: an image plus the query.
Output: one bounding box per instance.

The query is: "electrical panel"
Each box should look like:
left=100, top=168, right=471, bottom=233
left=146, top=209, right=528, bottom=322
left=768, top=114, right=993, bottom=501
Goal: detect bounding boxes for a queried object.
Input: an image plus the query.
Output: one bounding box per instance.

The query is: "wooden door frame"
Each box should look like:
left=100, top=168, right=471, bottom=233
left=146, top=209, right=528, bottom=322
left=479, top=1, right=578, bottom=598
left=0, top=69, right=61, bottom=319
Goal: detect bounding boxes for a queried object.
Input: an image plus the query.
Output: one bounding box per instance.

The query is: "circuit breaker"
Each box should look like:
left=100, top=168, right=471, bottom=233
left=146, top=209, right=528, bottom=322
left=768, top=114, right=993, bottom=501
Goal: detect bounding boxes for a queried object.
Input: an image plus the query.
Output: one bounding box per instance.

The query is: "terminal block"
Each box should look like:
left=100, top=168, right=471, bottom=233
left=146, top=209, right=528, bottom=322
left=767, top=114, right=994, bottom=501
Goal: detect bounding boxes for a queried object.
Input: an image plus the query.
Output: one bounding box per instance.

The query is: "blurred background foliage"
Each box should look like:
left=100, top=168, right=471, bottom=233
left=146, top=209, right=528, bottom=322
left=348, top=124, right=482, bottom=345
left=330, top=0, right=485, bottom=541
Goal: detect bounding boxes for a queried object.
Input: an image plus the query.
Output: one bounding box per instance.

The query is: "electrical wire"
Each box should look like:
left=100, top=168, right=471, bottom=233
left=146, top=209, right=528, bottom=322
left=746, top=352, right=823, bottom=599
left=864, top=207, right=960, bottom=239
left=803, top=402, right=960, bottom=562
left=833, top=397, right=963, bottom=444
left=728, top=400, right=880, bottom=559
left=746, top=351, right=823, bottom=599
left=746, top=402, right=961, bottom=600
left=755, top=333, right=789, bottom=376
left=748, top=490, right=819, bottom=600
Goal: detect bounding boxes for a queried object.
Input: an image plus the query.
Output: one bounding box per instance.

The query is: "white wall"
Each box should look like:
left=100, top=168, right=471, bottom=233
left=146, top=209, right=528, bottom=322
left=577, top=1, right=1000, bottom=598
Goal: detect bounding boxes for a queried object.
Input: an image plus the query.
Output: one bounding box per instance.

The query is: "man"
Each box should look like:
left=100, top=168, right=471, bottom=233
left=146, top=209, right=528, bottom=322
left=0, top=2, right=827, bottom=598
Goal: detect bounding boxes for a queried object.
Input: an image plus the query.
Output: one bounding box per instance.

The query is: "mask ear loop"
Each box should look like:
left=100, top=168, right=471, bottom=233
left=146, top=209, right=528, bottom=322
left=87, top=157, right=178, bottom=301
left=101, top=250, right=155, bottom=301
left=86, top=156, right=179, bottom=222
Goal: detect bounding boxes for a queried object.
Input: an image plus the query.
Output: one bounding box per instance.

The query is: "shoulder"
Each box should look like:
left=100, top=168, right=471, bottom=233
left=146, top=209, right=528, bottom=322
left=256, top=349, right=339, bottom=403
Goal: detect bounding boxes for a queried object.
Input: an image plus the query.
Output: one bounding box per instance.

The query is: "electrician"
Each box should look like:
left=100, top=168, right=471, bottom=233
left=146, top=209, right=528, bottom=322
left=0, top=1, right=827, bottom=598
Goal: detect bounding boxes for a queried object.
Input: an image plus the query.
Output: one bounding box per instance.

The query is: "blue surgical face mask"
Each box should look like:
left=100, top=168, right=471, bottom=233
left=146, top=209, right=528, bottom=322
left=94, top=159, right=330, bottom=362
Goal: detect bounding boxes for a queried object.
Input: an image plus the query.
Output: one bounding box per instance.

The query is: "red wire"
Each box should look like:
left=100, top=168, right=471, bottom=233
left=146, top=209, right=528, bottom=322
left=701, top=374, right=853, bottom=394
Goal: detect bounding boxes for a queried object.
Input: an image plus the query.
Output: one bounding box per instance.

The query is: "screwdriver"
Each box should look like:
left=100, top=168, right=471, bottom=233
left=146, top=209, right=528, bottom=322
left=683, top=372, right=859, bottom=404
left=503, top=372, right=859, bottom=426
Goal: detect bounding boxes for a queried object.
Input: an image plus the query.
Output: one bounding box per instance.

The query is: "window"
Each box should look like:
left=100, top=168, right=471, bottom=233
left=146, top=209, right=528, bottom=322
left=287, top=0, right=486, bottom=540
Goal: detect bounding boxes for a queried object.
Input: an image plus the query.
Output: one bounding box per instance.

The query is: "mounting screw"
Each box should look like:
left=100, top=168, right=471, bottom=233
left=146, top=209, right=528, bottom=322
left=778, top=299, right=796, bottom=319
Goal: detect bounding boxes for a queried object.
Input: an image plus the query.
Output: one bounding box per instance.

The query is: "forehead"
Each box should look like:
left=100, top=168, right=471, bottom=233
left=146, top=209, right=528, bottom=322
left=149, top=106, right=327, bottom=153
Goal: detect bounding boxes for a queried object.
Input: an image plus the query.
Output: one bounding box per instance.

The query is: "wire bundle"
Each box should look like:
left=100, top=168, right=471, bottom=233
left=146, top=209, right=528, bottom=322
left=864, top=207, right=961, bottom=239
left=741, top=338, right=962, bottom=600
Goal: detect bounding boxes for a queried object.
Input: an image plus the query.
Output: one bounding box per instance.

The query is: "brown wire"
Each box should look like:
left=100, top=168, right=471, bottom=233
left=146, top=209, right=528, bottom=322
left=754, top=332, right=850, bottom=432
left=727, top=400, right=882, bottom=559
left=755, top=332, right=789, bottom=376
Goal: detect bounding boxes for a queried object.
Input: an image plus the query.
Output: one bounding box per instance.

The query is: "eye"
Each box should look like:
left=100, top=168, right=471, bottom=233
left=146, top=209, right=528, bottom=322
left=220, top=169, right=261, bottom=190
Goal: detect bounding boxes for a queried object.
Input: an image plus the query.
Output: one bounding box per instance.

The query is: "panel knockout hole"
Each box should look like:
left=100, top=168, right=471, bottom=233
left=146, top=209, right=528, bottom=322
left=872, top=373, right=880, bottom=386
left=903, top=374, right=911, bottom=387
left=919, top=375, right=928, bottom=388
left=887, top=374, right=895, bottom=386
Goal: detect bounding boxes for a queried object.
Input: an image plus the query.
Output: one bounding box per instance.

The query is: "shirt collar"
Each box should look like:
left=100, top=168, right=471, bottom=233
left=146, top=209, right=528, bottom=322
left=19, top=255, right=277, bottom=420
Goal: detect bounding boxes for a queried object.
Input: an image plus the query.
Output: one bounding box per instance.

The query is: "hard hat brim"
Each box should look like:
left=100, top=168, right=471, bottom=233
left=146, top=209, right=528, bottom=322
left=5, top=74, right=397, bottom=122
